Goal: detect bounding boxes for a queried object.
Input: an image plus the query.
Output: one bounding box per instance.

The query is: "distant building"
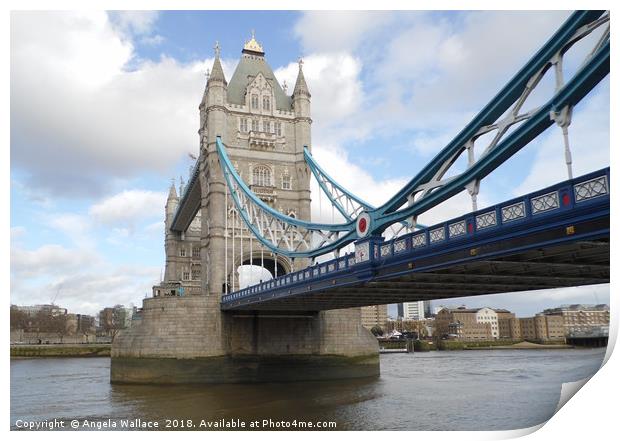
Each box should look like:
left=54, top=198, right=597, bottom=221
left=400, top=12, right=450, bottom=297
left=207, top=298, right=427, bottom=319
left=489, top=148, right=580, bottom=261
left=542, top=304, right=609, bottom=334
left=433, top=305, right=446, bottom=316
left=496, top=309, right=521, bottom=340
left=435, top=306, right=499, bottom=340
left=361, top=305, right=388, bottom=330
left=519, top=314, right=565, bottom=342
left=17, top=304, right=67, bottom=316
left=65, top=313, right=78, bottom=335
left=99, top=305, right=134, bottom=334
left=76, top=314, right=96, bottom=334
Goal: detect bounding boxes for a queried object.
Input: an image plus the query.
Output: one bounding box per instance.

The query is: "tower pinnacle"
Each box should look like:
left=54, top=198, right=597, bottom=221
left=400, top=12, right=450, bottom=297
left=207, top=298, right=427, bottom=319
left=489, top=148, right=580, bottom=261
left=292, top=57, right=310, bottom=97
left=209, top=41, right=227, bottom=85
left=242, top=31, right=264, bottom=55
left=167, top=179, right=178, bottom=200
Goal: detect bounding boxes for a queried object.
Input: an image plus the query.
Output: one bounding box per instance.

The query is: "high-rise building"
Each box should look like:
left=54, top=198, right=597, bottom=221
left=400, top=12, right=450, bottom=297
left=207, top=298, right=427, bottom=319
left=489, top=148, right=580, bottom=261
left=396, top=303, right=404, bottom=319
left=423, top=300, right=432, bottom=318
left=403, top=301, right=426, bottom=320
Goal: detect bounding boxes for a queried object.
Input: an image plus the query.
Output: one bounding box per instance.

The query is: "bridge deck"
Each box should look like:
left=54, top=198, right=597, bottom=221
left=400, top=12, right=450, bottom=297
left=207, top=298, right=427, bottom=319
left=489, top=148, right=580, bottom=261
left=221, top=168, right=610, bottom=311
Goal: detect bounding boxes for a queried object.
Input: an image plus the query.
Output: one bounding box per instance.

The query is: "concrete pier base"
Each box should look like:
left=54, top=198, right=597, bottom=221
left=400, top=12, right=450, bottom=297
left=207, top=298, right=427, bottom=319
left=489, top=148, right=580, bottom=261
left=111, top=297, right=379, bottom=384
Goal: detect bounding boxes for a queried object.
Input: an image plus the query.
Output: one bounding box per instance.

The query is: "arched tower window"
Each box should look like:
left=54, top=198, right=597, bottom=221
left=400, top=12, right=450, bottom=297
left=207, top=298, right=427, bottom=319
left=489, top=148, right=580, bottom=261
left=262, top=96, right=270, bottom=111
left=253, top=165, right=272, bottom=187
left=251, top=94, right=259, bottom=110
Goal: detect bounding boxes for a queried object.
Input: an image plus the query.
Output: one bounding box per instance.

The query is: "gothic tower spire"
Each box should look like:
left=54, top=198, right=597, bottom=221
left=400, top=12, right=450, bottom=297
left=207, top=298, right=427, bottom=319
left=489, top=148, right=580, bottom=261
left=167, top=179, right=178, bottom=201
left=292, top=58, right=310, bottom=98
left=209, top=41, right=227, bottom=85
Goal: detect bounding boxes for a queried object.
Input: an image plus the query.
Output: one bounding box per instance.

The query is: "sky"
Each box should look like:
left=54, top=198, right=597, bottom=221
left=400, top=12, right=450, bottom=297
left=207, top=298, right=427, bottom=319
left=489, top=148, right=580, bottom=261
left=10, top=10, right=610, bottom=317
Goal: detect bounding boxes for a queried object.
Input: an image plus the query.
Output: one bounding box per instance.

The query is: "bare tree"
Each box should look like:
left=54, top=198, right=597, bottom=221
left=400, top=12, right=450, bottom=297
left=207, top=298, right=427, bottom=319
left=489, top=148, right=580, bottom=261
left=10, top=306, right=28, bottom=331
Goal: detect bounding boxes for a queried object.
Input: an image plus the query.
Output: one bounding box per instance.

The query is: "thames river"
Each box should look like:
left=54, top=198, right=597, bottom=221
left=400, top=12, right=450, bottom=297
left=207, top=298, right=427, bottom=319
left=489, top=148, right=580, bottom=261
left=11, top=348, right=606, bottom=431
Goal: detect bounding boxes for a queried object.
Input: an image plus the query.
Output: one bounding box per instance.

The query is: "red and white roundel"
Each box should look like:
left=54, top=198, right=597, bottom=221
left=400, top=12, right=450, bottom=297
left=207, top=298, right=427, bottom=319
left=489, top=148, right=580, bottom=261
left=356, top=212, right=371, bottom=238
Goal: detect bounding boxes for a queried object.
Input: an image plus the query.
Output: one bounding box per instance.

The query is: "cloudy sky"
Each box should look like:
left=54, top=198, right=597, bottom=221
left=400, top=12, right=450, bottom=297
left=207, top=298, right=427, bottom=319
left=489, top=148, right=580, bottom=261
left=10, top=10, right=609, bottom=316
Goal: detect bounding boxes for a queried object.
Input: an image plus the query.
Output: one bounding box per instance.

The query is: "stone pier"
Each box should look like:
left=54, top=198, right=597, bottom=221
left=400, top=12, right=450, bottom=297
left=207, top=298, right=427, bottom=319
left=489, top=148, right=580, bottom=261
left=111, top=296, right=379, bottom=384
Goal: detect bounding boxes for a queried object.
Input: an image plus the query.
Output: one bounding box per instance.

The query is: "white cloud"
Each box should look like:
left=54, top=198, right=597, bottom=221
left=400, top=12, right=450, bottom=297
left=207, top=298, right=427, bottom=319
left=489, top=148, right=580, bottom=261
left=11, top=226, right=26, bottom=240
left=11, top=263, right=161, bottom=316
left=275, top=53, right=364, bottom=143
left=11, top=244, right=101, bottom=278
left=48, top=213, right=93, bottom=247
left=141, top=34, right=165, bottom=46
left=89, top=189, right=166, bottom=227
left=110, top=11, right=159, bottom=36
left=294, top=11, right=395, bottom=53
left=11, top=11, right=209, bottom=197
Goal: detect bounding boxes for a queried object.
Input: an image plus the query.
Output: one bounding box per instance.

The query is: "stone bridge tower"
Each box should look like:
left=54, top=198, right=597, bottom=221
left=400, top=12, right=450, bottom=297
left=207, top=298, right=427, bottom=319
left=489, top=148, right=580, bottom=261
left=200, top=36, right=312, bottom=292
left=111, top=35, right=378, bottom=384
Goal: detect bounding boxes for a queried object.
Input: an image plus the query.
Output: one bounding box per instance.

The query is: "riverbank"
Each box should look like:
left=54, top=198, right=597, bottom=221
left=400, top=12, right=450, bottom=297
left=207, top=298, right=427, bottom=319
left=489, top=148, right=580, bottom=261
left=11, top=344, right=111, bottom=358
left=379, top=339, right=579, bottom=352
left=466, top=341, right=574, bottom=350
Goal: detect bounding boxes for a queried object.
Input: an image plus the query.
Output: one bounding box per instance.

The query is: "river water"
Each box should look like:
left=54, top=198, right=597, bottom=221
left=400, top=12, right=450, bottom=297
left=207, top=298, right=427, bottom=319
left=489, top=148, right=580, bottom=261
left=10, top=348, right=606, bottom=431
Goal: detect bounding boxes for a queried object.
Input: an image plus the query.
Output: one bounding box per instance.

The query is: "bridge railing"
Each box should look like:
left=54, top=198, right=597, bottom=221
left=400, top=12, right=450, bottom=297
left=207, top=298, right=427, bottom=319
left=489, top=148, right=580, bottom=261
left=372, top=168, right=609, bottom=262
left=221, top=167, right=609, bottom=304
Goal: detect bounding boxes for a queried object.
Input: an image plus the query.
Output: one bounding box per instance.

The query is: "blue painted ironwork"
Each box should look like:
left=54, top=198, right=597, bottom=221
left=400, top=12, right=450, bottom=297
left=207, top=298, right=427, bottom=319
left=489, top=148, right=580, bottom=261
left=304, top=146, right=424, bottom=230
left=303, top=146, right=374, bottom=221
left=221, top=167, right=609, bottom=308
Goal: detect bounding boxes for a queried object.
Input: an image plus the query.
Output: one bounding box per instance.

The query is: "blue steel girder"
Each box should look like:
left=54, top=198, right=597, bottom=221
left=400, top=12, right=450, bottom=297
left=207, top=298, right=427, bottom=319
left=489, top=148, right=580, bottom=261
left=368, top=10, right=609, bottom=234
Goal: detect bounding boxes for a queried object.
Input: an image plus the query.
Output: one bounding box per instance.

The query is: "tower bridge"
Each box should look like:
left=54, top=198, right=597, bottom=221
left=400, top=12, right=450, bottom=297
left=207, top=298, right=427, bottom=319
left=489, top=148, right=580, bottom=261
left=111, top=11, right=610, bottom=384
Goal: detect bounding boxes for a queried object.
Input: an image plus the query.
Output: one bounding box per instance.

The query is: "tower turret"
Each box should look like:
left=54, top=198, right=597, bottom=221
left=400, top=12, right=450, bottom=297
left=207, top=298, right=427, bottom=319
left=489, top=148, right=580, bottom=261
left=292, top=58, right=311, bottom=119
left=164, top=180, right=180, bottom=281
left=165, top=180, right=179, bottom=226
left=200, top=42, right=228, bottom=143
